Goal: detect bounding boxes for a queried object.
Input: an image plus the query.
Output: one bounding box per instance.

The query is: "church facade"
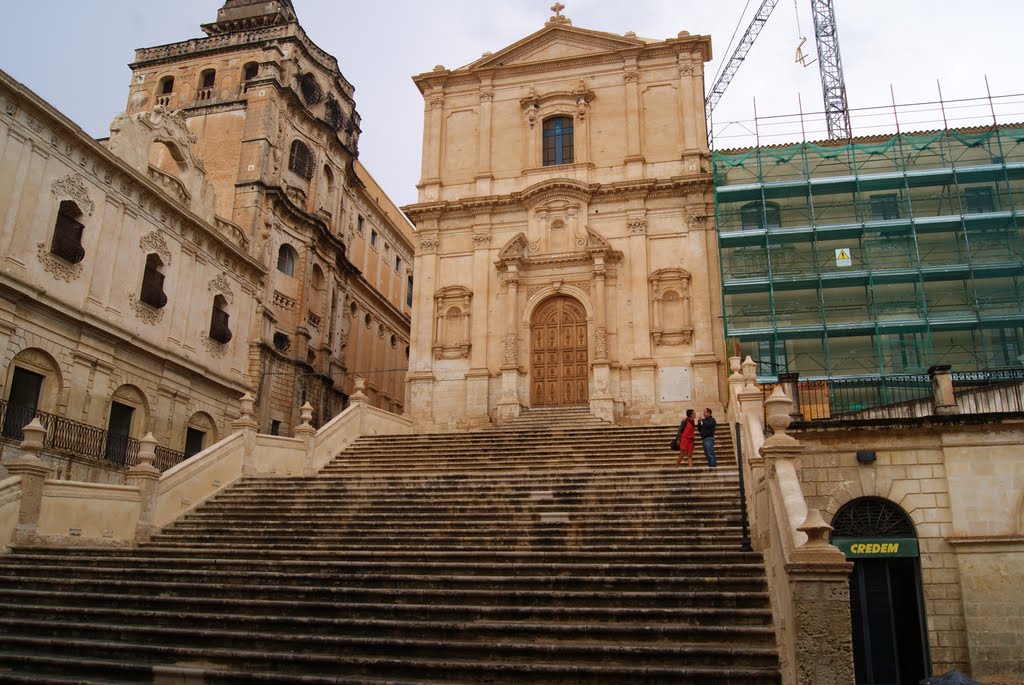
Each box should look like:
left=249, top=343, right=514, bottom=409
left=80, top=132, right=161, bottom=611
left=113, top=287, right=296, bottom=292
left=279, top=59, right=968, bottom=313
left=403, top=8, right=725, bottom=428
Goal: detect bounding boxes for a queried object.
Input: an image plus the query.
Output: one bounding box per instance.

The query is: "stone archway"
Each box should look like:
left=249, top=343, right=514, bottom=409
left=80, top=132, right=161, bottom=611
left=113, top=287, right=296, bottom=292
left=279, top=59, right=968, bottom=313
left=530, top=295, right=588, bottom=406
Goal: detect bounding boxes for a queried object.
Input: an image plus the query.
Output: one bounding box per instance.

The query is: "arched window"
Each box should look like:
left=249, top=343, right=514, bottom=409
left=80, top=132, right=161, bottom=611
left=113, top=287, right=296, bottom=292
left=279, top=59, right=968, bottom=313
left=309, top=264, right=325, bottom=314
left=198, top=69, right=215, bottom=101
left=50, top=200, right=86, bottom=264
left=741, top=201, right=782, bottom=230
left=243, top=62, right=259, bottom=81
left=209, top=294, right=232, bottom=344
left=288, top=140, right=315, bottom=181
left=276, top=244, right=297, bottom=276
left=299, top=73, right=323, bottom=104
left=324, top=99, right=343, bottom=130
left=140, top=253, right=167, bottom=309
left=543, top=116, right=574, bottom=166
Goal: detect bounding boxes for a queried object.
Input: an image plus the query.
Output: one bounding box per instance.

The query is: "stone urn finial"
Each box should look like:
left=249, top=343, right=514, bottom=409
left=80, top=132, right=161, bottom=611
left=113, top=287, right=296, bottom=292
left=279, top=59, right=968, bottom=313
left=797, top=509, right=835, bottom=549
left=741, top=355, right=758, bottom=391
left=239, top=392, right=256, bottom=419
left=764, top=385, right=793, bottom=435
left=350, top=376, right=368, bottom=404
left=138, top=432, right=157, bottom=468
left=299, top=402, right=314, bottom=427
left=18, top=418, right=46, bottom=454
left=729, top=356, right=743, bottom=380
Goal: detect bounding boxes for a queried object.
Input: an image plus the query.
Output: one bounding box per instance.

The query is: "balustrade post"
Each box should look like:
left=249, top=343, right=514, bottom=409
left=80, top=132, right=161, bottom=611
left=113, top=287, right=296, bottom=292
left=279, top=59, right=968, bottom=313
left=929, top=364, right=959, bottom=416
left=295, top=402, right=317, bottom=476
left=125, top=432, right=160, bottom=542
left=761, top=386, right=854, bottom=685
left=6, top=419, right=52, bottom=545
left=232, top=392, right=260, bottom=476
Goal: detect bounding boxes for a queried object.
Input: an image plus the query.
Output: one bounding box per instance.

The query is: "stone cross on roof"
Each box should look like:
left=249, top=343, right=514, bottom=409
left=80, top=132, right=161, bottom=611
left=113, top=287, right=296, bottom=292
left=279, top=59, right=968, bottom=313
left=547, top=2, right=571, bottom=25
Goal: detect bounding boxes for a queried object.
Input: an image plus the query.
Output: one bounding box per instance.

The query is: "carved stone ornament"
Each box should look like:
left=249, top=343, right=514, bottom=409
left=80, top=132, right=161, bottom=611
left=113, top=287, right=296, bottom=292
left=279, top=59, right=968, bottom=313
left=627, top=217, right=648, bottom=234
left=273, top=290, right=296, bottom=311
left=689, top=214, right=707, bottom=228
left=131, top=296, right=165, bottom=325
left=472, top=233, right=491, bottom=247
left=480, top=90, right=494, bottom=103
left=419, top=235, right=439, bottom=254
left=504, top=333, right=518, bottom=365
left=37, top=243, right=82, bottom=282
left=51, top=174, right=95, bottom=216
left=624, top=70, right=640, bottom=83
left=2, top=96, right=17, bottom=117
left=202, top=335, right=228, bottom=358
left=432, top=285, right=472, bottom=360
left=139, top=231, right=172, bottom=264
left=208, top=273, right=234, bottom=304
left=649, top=268, right=693, bottom=347
left=594, top=327, right=608, bottom=360
left=680, top=63, right=695, bottom=76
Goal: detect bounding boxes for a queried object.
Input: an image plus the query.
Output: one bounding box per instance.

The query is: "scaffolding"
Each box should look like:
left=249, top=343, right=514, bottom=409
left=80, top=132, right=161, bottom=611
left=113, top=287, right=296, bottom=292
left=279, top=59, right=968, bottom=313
left=714, top=93, right=1024, bottom=380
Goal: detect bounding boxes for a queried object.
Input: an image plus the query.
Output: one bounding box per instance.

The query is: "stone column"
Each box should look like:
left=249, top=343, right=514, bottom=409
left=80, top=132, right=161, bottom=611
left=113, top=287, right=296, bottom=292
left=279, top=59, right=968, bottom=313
left=623, top=62, right=644, bottom=177
left=7, top=419, right=52, bottom=545
left=466, top=229, right=492, bottom=426
left=419, top=88, right=445, bottom=200
left=496, top=268, right=522, bottom=422
left=475, top=86, right=494, bottom=196
left=406, top=232, right=438, bottom=425
left=929, top=364, right=959, bottom=415
left=626, top=215, right=655, bottom=416
left=590, top=258, right=614, bottom=422
left=125, top=432, right=160, bottom=542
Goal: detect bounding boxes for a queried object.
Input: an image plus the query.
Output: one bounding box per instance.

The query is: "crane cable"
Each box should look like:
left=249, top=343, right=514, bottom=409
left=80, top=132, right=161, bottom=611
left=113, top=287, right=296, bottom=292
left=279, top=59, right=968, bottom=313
left=710, top=0, right=753, bottom=88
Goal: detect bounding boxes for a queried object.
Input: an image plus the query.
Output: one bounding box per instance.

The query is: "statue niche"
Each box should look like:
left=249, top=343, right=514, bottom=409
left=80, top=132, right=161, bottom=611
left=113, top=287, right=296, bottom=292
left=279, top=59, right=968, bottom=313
left=432, top=286, right=472, bottom=360
left=650, top=268, right=693, bottom=346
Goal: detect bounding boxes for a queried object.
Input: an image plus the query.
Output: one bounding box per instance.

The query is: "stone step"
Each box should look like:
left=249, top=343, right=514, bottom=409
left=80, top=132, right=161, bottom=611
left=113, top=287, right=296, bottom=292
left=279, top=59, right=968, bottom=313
left=0, top=645, right=782, bottom=685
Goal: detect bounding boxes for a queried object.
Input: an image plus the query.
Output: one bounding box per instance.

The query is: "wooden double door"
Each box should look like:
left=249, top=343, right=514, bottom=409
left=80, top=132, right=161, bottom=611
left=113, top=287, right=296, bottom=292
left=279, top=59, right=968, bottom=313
left=530, top=296, right=589, bottom=406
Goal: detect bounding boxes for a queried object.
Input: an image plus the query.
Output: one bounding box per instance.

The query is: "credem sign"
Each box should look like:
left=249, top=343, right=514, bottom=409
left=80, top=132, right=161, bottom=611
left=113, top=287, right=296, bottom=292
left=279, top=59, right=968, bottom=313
left=833, top=537, right=919, bottom=558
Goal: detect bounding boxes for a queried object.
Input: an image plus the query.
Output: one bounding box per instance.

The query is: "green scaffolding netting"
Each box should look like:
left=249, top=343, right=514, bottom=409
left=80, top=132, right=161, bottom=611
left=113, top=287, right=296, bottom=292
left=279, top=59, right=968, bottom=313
left=714, top=127, right=1024, bottom=171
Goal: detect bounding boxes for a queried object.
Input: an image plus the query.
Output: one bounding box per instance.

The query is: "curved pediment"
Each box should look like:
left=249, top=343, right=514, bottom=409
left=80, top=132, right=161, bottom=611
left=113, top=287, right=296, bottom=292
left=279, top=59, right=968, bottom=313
left=520, top=178, right=592, bottom=208
left=497, top=232, right=529, bottom=262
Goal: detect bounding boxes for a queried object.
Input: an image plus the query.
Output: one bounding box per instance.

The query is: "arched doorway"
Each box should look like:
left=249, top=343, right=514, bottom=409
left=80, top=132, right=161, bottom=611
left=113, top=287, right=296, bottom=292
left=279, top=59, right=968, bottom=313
left=831, top=497, right=929, bottom=685
left=530, top=296, right=588, bottom=407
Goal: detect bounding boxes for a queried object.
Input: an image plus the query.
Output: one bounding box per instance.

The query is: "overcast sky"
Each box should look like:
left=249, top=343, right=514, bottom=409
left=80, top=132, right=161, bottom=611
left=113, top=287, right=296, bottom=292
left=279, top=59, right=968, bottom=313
left=1, top=1, right=1022, bottom=207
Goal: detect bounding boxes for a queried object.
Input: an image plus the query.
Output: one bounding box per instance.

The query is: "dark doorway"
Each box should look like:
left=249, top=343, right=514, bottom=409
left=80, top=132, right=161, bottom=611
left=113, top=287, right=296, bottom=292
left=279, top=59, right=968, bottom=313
left=105, top=401, right=135, bottom=465
left=184, top=427, right=206, bottom=458
left=832, top=497, right=929, bottom=685
left=3, top=367, right=44, bottom=439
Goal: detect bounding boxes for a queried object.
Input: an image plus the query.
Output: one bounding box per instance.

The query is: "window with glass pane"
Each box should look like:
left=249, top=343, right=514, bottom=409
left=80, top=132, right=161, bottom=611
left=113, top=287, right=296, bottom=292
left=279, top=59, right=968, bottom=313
left=741, top=202, right=781, bottom=230
left=870, top=194, right=900, bottom=220
left=542, top=116, right=574, bottom=166
left=757, top=339, right=787, bottom=376
left=964, top=187, right=995, bottom=214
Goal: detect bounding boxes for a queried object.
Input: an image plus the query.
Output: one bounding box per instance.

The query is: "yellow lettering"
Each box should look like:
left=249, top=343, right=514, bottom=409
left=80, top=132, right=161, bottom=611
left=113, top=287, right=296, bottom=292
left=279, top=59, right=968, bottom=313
left=869, top=544, right=881, bottom=553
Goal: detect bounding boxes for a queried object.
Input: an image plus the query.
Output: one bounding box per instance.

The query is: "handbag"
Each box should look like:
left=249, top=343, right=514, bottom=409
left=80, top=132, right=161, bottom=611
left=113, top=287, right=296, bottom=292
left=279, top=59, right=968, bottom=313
left=669, top=437, right=680, bottom=451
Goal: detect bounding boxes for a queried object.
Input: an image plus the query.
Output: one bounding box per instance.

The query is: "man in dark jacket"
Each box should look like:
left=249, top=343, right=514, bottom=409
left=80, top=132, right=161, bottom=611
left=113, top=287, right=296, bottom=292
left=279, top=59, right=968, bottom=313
left=697, top=408, right=717, bottom=467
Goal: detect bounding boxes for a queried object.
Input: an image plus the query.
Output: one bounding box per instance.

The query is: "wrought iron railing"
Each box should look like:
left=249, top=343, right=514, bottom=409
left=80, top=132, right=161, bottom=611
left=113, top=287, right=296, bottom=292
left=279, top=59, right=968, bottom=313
left=761, top=368, right=1024, bottom=422
left=0, top=399, right=186, bottom=470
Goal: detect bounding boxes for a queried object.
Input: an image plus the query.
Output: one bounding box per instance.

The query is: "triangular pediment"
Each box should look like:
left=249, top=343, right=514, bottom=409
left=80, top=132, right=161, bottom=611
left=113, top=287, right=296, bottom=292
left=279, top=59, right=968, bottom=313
left=463, top=25, right=645, bottom=71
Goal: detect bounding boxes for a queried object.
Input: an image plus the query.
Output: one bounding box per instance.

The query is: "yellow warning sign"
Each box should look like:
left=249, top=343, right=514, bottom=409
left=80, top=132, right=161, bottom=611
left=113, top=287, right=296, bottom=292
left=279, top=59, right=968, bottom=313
left=835, top=248, right=852, bottom=267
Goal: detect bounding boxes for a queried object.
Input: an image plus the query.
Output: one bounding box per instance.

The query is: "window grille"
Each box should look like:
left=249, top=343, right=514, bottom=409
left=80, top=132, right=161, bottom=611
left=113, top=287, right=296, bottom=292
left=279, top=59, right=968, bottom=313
left=209, top=299, right=232, bottom=344
left=299, top=73, right=323, bottom=105
left=140, top=254, right=167, bottom=308
left=51, top=202, right=86, bottom=264
left=288, top=140, right=315, bottom=181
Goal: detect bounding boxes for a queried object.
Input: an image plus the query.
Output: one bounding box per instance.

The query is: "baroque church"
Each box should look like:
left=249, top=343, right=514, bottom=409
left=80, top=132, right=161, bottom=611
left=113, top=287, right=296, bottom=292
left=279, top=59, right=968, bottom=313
left=0, top=0, right=413, bottom=474
left=403, top=6, right=724, bottom=429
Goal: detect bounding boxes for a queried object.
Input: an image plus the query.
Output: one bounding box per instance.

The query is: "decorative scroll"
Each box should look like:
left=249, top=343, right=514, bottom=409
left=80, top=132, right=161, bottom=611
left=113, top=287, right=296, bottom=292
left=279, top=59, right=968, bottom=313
left=208, top=273, right=234, bottom=304
left=131, top=297, right=165, bottom=325
left=139, top=231, right=172, bottom=264
left=51, top=174, right=95, bottom=216
left=36, top=243, right=82, bottom=282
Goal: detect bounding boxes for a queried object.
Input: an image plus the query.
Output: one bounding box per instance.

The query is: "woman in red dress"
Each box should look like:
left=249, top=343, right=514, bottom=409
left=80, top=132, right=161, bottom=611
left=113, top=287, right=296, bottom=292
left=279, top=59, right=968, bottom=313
left=674, top=408, right=697, bottom=468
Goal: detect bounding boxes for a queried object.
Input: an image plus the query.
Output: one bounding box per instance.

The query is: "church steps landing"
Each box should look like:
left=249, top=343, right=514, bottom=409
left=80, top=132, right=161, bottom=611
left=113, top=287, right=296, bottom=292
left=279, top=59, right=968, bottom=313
left=0, top=407, right=777, bottom=683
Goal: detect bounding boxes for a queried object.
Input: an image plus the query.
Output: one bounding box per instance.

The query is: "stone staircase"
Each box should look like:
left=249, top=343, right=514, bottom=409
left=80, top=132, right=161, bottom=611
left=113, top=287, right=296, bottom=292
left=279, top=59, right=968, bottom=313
left=0, top=408, right=779, bottom=684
